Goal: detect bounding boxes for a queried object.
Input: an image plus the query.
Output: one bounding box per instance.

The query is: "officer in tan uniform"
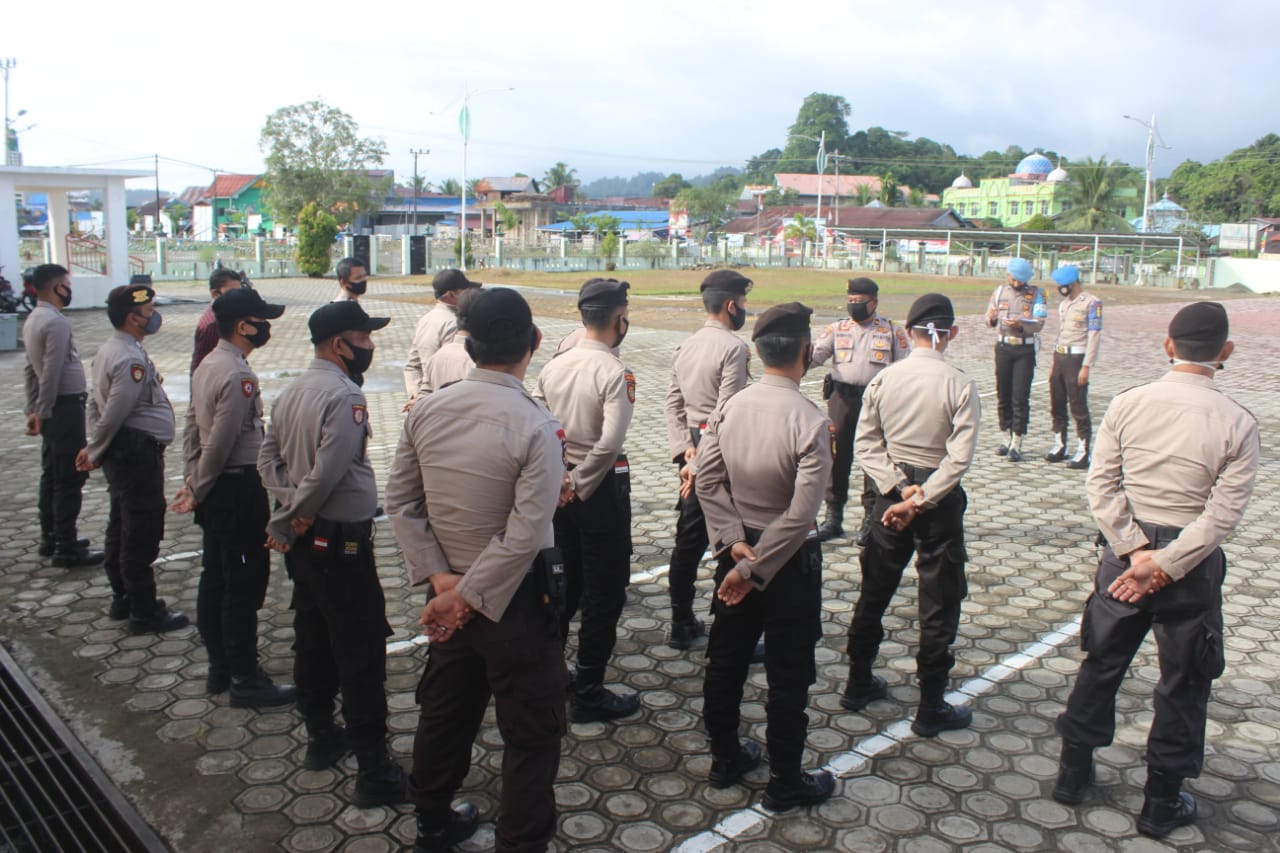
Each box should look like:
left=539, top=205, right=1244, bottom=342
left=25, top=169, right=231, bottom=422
left=534, top=277, right=638, bottom=723
left=386, top=288, right=565, bottom=853
left=1044, top=264, right=1102, bottom=469
left=696, top=302, right=834, bottom=812
left=1053, top=302, right=1258, bottom=839
left=403, top=268, right=479, bottom=403
left=78, top=284, right=189, bottom=633
left=173, top=288, right=294, bottom=707
left=812, top=277, right=910, bottom=544
left=842, top=293, right=981, bottom=737
left=985, top=258, right=1047, bottom=461
left=418, top=287, right=479, bottom=398
left=257, top=301, right=404, bottom=808
left=663, top=269, right=752, bottom=649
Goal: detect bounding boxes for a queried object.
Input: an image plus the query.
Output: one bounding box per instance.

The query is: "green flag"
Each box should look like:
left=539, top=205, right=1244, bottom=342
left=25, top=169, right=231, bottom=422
left=816, top=138, right=827, bottom=174
left=459, top=105, right=471, bottom=143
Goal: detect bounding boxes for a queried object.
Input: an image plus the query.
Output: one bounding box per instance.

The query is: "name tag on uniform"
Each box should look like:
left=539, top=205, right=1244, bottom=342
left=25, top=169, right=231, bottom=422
left=614, top=460, right=630, bottom=474
left=313, top=536, right=329, bottom=552
left=871, top=338, right=890, bottom=350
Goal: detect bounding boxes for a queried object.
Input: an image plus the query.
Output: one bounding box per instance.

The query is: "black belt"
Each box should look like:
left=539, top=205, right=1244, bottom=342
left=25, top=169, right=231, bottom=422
left=832, top=380, right=866, bottom=397
left=220, top=464, right=258, bottom=476
left=56, top=392, right=87, bottom=403
left=312, top=516, right=373, bottom=543
left=1138, top=520, right=1183, bottom=549
left=897, top=463, right=937, bottom=485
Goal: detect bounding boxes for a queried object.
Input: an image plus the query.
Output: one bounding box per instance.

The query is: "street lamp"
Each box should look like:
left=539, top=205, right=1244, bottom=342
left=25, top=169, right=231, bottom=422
left=455, top=83, right=514, bottom=272
left=788, top=131, right=827, bottom=225
left=1123, top=113, right=1170, bottom=234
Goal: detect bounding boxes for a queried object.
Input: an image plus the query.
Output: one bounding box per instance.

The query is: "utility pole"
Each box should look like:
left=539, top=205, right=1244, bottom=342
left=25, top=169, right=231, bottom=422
left=409, top=148, right=429, bottom=236
left=2, top=58, right=16, bottom=166
left=154, top=153, right=163, bottom=236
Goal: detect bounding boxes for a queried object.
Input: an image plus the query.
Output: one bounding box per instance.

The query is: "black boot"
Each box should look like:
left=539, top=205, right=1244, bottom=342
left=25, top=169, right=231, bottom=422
left=816, top=502, right=845, bottom=541
left=230, top=668, right=297, bottom=709
left=51, top=540, right=105, bottom=568
left=108, top=595, right=130, bottom=621
left=708, top=740, right=763, bottom=789
left=761, top=770, right=835, bottom=812
left=1044, top=432, right=1068, bottom=462
left=668, top=614, right=706, bottom=650
left=839, top=674, right=887, bottom=712
left=41, top=536, right=88, bottom=557
left=1052, top=741, right=1094, bottom=805
left=206, top=663, right=230, bottom=695
left=570, top=684, right=641, bottom=723
left=129, top=600, right=190, bottom=635
left=304, top=721, right=348, bottom=771
left=413, top=803, right=480, bottom=853
left=854, top=514, right=873, bottom=547
left=912, top=677, right=971, bottom=737
left=1067, top=438, right=1091, bottom=470
left=353, top=749, right=406, bottom=808
left=1138, top=768, right=1197, bottom=838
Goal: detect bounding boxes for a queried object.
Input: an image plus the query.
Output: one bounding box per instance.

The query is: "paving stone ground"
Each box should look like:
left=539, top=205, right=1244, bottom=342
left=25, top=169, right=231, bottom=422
left=0, top=277, right=1277, bottom=853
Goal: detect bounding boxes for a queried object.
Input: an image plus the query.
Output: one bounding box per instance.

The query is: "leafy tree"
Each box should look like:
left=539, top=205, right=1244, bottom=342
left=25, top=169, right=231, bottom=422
left=168, top=202, right=190, bottom=234
left=296, top=201, right=338, bottom=277
left=466, top=178, right=481, bottom=196
left=907, top=187, right=926, bottom=208
left=453, top=237, right=473, bottom=267
left=543, top=162, right=580, bottom=191
left=1021, top=213, right=1056, bottom=231
left=743, top=148, right=783, bottom=185
left=599, top=231, right=619, bottom=260
left=779, top=93, right=852, bottom=174
left=259, top=99, right=389, bottom=226
left=1057, top=156, right=1136, bottom=232
left=567, top=212, right=595, bottom=233
left=438, top=178, right=462, bottom=196
left=672, top=184, right=737, bottom=237
left=127, top=208, right=139, bottom=231
left=761, top=187, right=800, bottom=206
left=653, top=173, right=692, bottom=199
left=854, top=184, right=875, bottom=206
left=493, top=201, right=521, bottom=234
left=1166, top=134, right=1280, bottom=221
left=783, top=214, right=817, bottom=243
left=879, top=173, right=900, bottom=207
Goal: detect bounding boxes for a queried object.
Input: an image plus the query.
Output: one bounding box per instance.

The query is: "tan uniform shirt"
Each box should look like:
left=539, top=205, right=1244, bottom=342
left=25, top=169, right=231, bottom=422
left=403, top=303, right=458, bottom=395
left=1055, top=291, right=1103, bottom=367
left=695, top=374, right=831, bottom=589
left=664, top=319, right=750, bottom=460
left=421, top=337, right=474, bottom=395
left=534, top=339, right=634, bottom=500
left=855, top=347, right=981, bottom=509
left=553, top=326, right=585, bottom=357
left=1087, top=371, right=1259, bottom=580
left=86, top=331, right=176, bottom=463
left=812, top=313, right=910, bottom=386
left=258, top=359, right=377, bottom=544
left=987, top=284, right=1048, bottom=339
left=184, top=339, right=264, bottom=502
left=23, top=301, right=86, bottom=418
left=386, top=368, right=564, bottom=621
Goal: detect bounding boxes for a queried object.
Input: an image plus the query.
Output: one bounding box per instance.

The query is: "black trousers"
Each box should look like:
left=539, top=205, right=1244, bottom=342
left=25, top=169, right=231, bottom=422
left=1048, top=351, right=1091, bottom=440
left=668, top=485, right=708, bottom=619
left=285, top=520, right=391, bottom=753
left=101, top=428, right=167, bottom=617
left=826, top=382, right=875, bottom=513
left=409, top=575, right=566, bottom=853
left=195, top=468, right=271, bottom=678
left=847, top=485, right=968, bottom=692
left=1056, top=527, right=1225, bottom=779
left=556, top=465, right=632, bottom=692
left=38, top=393, right=89, bottom=546
left=703, top=534, right=822, bottom=778
left=994, top=343, right=1036, bottom=435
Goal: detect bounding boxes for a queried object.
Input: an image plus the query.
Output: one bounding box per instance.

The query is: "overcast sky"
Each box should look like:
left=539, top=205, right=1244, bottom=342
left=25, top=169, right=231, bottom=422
left=6, top=1, right=1272, bottom=194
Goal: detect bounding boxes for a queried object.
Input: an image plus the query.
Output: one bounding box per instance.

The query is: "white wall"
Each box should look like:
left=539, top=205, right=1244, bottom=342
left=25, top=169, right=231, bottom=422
left=1212, top=256, right=1280, bottom=294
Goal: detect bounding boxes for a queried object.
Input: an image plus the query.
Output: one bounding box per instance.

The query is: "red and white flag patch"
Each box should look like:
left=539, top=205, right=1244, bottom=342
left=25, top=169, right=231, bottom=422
left=352, top=404, right=367, bottom=425
left=241, top=380, right=255, bottom=398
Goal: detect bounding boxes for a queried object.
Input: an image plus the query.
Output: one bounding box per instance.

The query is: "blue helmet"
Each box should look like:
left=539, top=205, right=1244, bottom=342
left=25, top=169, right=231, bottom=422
left=1051, top=265, right=1080, bottom=286
left=1007, top=258, right=1033, bottom=283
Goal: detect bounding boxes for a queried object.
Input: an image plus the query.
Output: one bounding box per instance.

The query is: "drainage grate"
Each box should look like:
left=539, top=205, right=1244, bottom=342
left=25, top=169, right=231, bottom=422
left=0, top=642, right=168, bottom=852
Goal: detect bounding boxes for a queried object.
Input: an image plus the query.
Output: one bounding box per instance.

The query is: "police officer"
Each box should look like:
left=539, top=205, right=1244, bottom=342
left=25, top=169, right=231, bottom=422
left=192, top=268, right=245, bottom=373
left=695, top=302, right=834, bottom=812
left=1044, top=264, right=1102, bottom=469
left=812, top=277, right=910, bottom=544
left=173, top=288, right=294, bottom=707
left=417, top=287, right=479, bottom=398
left=23, top=264, right=102, bottom=567
left=986, top=257, right=1046, bottom=461
left=257, top=301, right=403, bottom=808
left=663, top=269, right=751, bottom=649
left=1053, top=302, right=1258, bottom=839
left=534, top=277, right=638, bottom=723
left=403, top=268, right=480, bottom=404
left=332, top=256, right=369, bottom=303
left=841, top=294, right=980, bottom=737
left=386, top=288, right=564, bottom=853
left=77, top=283, right=189, bottom=633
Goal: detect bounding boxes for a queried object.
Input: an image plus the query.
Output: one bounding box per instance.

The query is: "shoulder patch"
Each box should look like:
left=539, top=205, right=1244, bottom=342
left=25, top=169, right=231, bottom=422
left=624, top=372, right=636, bottom=404
left=241, top=379, right=255, bottom=398
left=130, top=363, right=145, bottom=383
left=352, top=404, right=367, bottom=425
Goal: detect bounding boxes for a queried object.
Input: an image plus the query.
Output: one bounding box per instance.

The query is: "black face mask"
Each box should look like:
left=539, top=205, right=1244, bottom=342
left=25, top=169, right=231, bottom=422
left=340, top=341, right=374, bottom=386
left=847, top=302, right=871, bottom=322
left=615, top=315, right=629, bottom=347
left=55, top=284, right=72, bottom=307
left=347, top=279, right=368, bottom=296
left=1058, top=286, right=1073, bottom=298
left=245, top=320, right=271, bottom=348
left=728, top=301, right=746, bottom=331
left=802, top=343, right=814, bottom=373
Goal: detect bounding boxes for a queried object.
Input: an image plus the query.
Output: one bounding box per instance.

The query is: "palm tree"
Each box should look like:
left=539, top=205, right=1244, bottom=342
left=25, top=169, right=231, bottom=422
left=855, top=184, right=874, bottom=206
left=438, top=178, right=462, bottom=196
left=1057, top=156, right=1136, bottom=232
left=543, top=161, right=580, bottom=192
left=783, top=214, right=817, bottom=243
left=878, top=172, right=899, bottom=207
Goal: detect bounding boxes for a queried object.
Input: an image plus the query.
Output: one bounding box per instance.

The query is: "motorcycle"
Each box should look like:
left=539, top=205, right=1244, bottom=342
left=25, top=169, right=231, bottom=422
left=0, top=266, right=37, bottom=314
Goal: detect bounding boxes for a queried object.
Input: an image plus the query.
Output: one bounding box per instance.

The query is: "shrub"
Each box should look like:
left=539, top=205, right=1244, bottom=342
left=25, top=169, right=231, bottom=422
left=296, top=202, right=338, bottom=277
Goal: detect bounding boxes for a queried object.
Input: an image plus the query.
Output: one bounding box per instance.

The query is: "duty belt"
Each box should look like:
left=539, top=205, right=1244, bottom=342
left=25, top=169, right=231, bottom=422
left=896, top=463, right=937, bottom=486
left=998, top=336, right=1034, bottom=345
left=1055, top=345, right=1086, bottom=355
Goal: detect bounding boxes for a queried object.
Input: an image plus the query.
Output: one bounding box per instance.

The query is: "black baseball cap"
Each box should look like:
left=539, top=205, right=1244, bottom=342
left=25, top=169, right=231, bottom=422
left=466, top=288, right=533, bottom=345
left=432, top=268, right=479, bottom=297
left=213, top=288, right=285, bottom=322
left=309, top=301, right=390, bottom=343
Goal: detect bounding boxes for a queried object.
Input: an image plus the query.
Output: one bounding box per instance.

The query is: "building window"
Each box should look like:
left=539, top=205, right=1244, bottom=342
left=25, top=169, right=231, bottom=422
left=1040, top=200, right=1049, bottom=215
left=989, top=201, right=998, bottom=216
left=1024, top=201, right=1034, bottom=215
left=971, top=203, right=980, bottom=216
left=1009, top=202, right=1018, bottom=216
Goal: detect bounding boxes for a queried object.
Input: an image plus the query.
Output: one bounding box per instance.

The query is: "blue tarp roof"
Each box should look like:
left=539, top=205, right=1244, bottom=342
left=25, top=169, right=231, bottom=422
left=539, top=210, right=670, bottom=232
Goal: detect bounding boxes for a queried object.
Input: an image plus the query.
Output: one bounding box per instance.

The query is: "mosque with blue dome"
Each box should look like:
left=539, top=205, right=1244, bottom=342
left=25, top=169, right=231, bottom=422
left=941, top=152, right=1141, bottom=229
